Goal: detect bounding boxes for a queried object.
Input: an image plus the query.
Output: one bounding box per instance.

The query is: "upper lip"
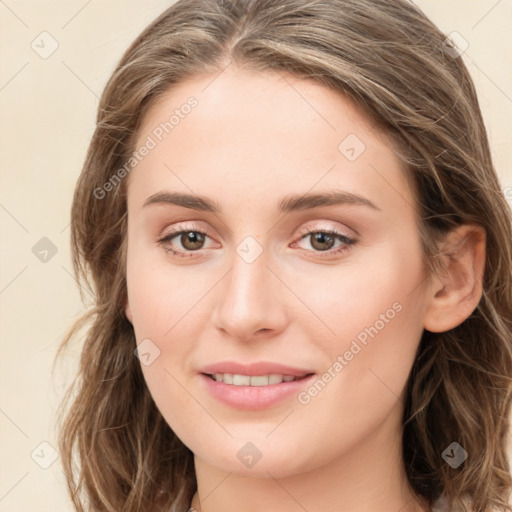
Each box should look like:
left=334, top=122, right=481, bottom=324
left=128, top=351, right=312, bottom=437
left=200, top=361, right=315, bottom=377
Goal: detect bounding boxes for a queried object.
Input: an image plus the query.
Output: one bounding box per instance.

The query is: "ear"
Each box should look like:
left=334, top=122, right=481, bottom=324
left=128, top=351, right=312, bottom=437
left=125, top=302, right=133, bottom=324
left=423, top=223, right=486, bottom=333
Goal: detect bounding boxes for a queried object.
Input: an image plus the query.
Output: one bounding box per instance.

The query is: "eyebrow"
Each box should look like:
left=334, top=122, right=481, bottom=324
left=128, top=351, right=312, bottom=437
left=142, top=190, right=380, bottom=213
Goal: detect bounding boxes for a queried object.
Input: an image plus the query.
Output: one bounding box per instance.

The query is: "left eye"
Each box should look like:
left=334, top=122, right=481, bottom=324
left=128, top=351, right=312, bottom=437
left=291, top=229, right=356, bottom=259
left=296, top=230, right=353, bottom=250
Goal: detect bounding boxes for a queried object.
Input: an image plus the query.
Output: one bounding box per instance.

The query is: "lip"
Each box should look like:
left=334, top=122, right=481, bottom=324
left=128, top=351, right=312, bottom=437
left=199, top=361, right=316, bottom=410
left=200, top=361, right=314, bottom=377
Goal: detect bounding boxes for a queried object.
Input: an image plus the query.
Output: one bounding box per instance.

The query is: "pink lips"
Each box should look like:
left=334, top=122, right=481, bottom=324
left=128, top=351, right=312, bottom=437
left=200, top=361, right=313, bottom=377
left=199, top=361, right=316, bottom=410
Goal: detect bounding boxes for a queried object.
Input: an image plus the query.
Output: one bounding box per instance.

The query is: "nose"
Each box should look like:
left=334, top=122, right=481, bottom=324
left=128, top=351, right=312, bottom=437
left=211, top=242, right=288, bottom=341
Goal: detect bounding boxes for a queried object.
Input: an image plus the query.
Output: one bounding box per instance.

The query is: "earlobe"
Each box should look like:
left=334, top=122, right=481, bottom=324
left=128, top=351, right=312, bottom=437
left=125, top=302, right=133, bottom=324
left=423, top=223, right=486, bottom=333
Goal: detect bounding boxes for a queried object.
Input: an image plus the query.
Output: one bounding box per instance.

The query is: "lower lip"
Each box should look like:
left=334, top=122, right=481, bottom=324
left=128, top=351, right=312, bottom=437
left=200, top=373, right=316, bottom=410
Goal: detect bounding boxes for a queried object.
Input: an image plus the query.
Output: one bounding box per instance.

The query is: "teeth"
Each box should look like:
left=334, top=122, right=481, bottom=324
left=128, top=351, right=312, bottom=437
left=233, top=374, right=250, bottom=385
left=211, top=373, right=301, bottom=386
left=268, top=374, right=283, bottom=385
left=250, top=375, right=270, bottom=386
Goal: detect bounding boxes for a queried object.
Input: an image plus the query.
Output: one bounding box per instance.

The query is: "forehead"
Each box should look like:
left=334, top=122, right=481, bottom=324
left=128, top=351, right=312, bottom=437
left=127, top=67, right=413, bottom=214
left=136, top=67, right=380, bottom=149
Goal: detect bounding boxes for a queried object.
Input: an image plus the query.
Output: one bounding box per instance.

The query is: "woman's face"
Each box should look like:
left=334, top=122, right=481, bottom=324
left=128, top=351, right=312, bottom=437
left=124, top=67, right=432, bottom=478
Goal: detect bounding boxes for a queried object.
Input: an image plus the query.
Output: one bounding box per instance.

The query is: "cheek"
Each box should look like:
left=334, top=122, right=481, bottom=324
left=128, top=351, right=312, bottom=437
left=299, top=237, right=426, bottom=348
left=126, top=259, right=207, bottom=447
left=125, top=242, right=199, bottom=339
left=281, top=253, right=426, bottom=470
left=126, top=263, right=205, bottom=380
left=299, top=238, right=426, bottom=404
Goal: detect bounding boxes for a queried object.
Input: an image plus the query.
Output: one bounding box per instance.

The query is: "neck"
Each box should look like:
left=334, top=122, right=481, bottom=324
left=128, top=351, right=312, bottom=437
left=189, top=403, right=430, bottom=512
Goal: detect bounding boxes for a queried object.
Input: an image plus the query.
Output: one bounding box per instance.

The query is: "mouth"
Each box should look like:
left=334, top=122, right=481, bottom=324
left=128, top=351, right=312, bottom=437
left=199, top=367, right=317, bottom=410
left=202, top=372, right=314, bottom=386
left=198, top=361, right=316, bottom=409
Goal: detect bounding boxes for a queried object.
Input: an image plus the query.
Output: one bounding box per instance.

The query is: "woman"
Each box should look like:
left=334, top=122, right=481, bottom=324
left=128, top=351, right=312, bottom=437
left=55, top=0, right=512, bottom=511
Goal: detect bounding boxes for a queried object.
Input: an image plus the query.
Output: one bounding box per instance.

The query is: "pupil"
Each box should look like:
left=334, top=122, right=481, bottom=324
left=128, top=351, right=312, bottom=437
left=183, top=232, right=204, bottom=249
left=313, top=232, right=333, bottom=251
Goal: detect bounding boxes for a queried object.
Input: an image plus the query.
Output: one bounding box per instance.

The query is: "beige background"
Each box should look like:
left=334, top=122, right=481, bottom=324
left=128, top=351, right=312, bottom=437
left=0, top=1, right=511, bottom=510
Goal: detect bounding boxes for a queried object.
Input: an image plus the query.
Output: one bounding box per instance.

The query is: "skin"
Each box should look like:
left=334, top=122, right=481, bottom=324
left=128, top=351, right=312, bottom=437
left=123, top=66, right=485, bottom=512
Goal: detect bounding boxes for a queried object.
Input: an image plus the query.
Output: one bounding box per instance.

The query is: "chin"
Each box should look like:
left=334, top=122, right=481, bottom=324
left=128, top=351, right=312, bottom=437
left=195, top=437, right=322, bottom=479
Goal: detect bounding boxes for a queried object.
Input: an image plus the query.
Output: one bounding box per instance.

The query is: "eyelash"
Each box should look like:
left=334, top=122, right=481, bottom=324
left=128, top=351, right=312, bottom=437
left=157, top=223, right=357, bottom=260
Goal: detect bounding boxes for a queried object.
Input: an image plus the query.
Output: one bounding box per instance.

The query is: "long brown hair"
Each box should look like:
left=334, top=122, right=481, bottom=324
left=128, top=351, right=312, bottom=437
left=54, top=0, right=512, bottom=510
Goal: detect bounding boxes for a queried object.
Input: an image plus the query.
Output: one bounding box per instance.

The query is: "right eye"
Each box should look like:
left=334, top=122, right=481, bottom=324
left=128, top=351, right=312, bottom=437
left=157, top=223, right=216, bottom=258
